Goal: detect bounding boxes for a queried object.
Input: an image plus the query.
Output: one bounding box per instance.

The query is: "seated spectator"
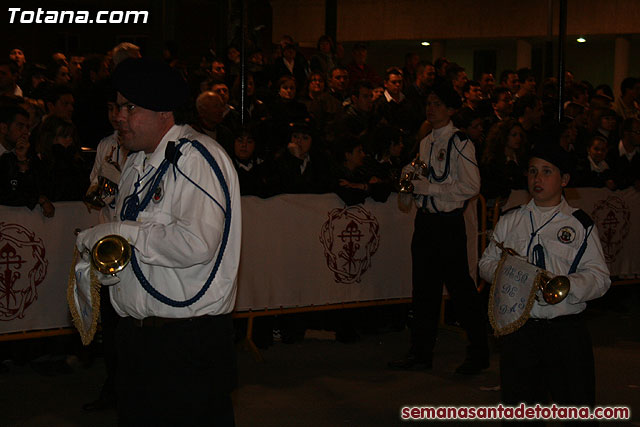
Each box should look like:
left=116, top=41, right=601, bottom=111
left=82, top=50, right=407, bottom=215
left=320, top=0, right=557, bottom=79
left=36, top=116, right=89, bottom=201
left=590, top=107, right=619, bottom=148
left=613, top=77, right=640, bottom=120
left=513, top=93, right=543, bottom=149
left=564, top=102, right=590, bottom=154
left=590, top=94, right=613, bottom=109
left=480, top=119, right=528, bottom=200
left=194, top=91, right=235, bottom=155
left=336, top=80, right=376, bottom=149
left=0, top=132, right=54, bottom=217
left=346, top=43, right=381, bottom=88
left=210, top=81, right=241, bottom=134
left=299, top=72, right=326, bottom=112
left=309, top=66, right=349, bottom=136
left=231, top=126, right=271, bottom=197
left=332, top=135, right=391, bottom=205
left=21, top=63, right=47, bottom=99
left=402, top=53, right=420, bottom=91
left=445, top=63, right=467, bottom=100
left=607, top=117, right=640, bottom=190
left=462, top=80, right=483, bottom=111
left=267, top=75, right=310, bottom=156
left=271, top=43, right=307, bottom=93
left=0, top=59, right=21, bottom=97
left=487, top=87, right=514, bottom=127
left=47, top=61, right=71, bottom=86
left=1, top=105, right=28, bottom=156
left=567, top=82, right=590, bottom=108
left=270, top=122, right=332, bottom=195
left=230, top=73, right=268, bottom=123
left=373, top=67, right=414, bottom=133
left=500, top=69, right=520, bottom=94
left=515, top=68, right=536, bottom=98
left=572, top=135, right=615, bottom=189
left=309, top=35, right=337, bottom=77
left=453, top=108, right=485, bottom=154
left=594, top=84, right=614, bottom=103
left=404, top=61, right=436, bottom=132
left=479, top=72, right=496, bottom=99
left=371, top=126, right=406, bottom=187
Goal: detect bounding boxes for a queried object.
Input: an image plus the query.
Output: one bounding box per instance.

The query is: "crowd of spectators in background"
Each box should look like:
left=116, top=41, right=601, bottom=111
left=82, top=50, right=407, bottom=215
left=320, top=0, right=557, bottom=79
left=2, top=35, right=640, bottom=217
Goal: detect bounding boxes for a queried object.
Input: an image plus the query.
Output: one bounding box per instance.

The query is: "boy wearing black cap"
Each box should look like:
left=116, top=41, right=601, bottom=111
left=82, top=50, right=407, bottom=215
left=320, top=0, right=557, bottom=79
left=479, top=145, right=610, bottom=414
left=389, top=82, right=489, bottom=374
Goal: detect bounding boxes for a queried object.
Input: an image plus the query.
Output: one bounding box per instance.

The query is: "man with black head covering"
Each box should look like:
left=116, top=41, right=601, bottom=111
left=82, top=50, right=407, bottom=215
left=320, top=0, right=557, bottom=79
left=75, top=58, right=241, bottom=426
left=389, top=82, right=489, bottom=374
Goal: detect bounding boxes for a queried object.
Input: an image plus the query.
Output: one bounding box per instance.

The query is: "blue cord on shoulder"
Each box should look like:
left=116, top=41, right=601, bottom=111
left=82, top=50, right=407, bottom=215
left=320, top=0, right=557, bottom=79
left=125, top=138, right=233, bottom=308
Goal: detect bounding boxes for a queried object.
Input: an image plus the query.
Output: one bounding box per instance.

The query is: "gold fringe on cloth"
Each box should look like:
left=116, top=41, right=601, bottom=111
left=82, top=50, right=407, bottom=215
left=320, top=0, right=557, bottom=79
left=66, top=247, right=101, bottom=345
left=488, top=252, right=539, bottom=337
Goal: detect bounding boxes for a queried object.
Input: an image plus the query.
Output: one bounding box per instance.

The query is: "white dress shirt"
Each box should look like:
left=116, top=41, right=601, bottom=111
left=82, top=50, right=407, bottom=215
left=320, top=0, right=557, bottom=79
left=109, top=124, right=241, bottom=319
left=479, top=198, right=610, bottom=319
left=412, top=121, right=480, bottom=213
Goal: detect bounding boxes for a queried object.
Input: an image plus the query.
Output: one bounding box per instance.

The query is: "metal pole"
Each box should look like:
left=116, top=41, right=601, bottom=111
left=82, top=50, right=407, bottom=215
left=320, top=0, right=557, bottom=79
left=240, top=0, right=248, bottom=127
left=557, top=0, right=567, bottom=122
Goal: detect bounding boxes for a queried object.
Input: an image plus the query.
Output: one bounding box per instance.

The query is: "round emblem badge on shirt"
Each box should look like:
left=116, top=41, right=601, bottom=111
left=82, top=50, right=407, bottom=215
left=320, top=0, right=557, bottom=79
left=557, top=226, right=576, bottom=244
left=152, top=182, right=164, bottom=203
left=437, top=149, right=446, bottom=162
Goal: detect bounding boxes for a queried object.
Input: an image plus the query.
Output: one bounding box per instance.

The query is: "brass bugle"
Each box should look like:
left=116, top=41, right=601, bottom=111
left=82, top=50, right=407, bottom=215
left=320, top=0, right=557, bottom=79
left=75, top=229, right=131, bottom=276
left=495, top=241, right=570, bottom=305
left=91, top=235, right=131, bottom=275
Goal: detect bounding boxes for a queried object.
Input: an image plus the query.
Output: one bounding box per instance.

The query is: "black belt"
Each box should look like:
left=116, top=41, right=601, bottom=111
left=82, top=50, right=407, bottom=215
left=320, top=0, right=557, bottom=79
left=125, top=315, right=210, bottom=328
left=529, top=312, right=584, bottom=324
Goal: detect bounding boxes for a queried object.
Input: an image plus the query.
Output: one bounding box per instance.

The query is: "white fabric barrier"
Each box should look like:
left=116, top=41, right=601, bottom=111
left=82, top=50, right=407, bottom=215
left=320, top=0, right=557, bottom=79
left=0, top=193, right=476, bottom=334
left=502, top=187, right=640, bottom=279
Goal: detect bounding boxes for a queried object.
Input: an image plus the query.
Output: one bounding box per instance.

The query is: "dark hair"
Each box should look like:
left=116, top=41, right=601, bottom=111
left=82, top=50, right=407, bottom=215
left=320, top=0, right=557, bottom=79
left=491, top=87, right=511, bottom=103
left=0, top=58, right=19, bottom=74
left=622, top=117, right=640, bottom=133
left=384, top=67, right=403, bottom=82
left=277, top=75, right=296, bottom=89
left=428, top=82, right=462, bottom=110
left=563, top=102, right=585, bottom=120
left=337, top=135, right=362, bottom=160
left=328, top=65, right=348, bottom=79
left=513, top=93, right=539, bottom=118
left=452, top=107, right=481, bottom=130
left=516, top=68, right=534, bottom=83
left=620, top=77, right=638, bottom=96
left=0, top=105, right=29, bottom=125
left=351, top=79, right=373, bottom=98
left=445, top=63, right=465, bottom=82
left=588, top=134, right=608, bottom=149
left=500, top=69, right=516, bottom=84
left=352, top=43, right=367, bottom=52
left=594, top=84, right=614, bottom=100
left=434, top=57, right=449, bottom=71
left=463, top=80, right=480, bottom=95
left=44, top=84, right=73, bottom=105
left=567, top=82, right=588, bottom=101
left=80, top=54, right=106, bottom=82
left=482, top=118, right=525, bottom=166
left=37, top=116, right=78, bottom=162
left=316, top=35, right=335, bottom=52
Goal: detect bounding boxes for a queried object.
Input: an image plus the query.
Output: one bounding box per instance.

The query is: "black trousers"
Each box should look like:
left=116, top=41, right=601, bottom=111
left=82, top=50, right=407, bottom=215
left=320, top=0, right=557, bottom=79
left=99, top=286, right=118, bottom=399
left=500, top=314, right=596, bottom=426
left=410, top=210, right=488, bottom=359
left=115, top=314, right=236, bottom=427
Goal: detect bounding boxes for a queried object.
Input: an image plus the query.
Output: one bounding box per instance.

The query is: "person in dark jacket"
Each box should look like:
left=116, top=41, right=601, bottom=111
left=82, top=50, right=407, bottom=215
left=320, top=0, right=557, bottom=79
left=572, top=135, right=615, bottom=189
left=270, top=121, right=332, bottom=195
left=332, top=135, right=391, bottom=205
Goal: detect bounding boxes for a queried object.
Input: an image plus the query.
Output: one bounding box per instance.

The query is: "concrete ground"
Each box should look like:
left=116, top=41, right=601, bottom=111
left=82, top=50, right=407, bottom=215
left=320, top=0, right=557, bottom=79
left=1, top=285, right=639, bottom=427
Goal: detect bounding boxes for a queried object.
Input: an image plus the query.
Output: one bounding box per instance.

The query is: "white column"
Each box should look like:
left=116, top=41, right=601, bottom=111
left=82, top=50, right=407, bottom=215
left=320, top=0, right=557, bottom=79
left=613, top=37, right=630, bottom=98
left=431, top=41, right=445, bottom=62
left=516, top=39, right=532, bottom=70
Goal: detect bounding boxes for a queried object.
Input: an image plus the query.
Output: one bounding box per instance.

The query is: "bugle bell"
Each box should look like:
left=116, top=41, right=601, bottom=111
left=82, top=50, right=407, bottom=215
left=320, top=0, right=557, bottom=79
left=91, top=235, right=131, bottom=276
left=495, top=241, right=570, bottom=305
left=537, top=272, right=570, bottom=305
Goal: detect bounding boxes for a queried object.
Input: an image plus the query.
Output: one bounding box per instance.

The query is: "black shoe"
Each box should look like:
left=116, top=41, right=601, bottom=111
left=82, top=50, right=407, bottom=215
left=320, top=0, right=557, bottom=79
left=455, top=358, right=489, bottom=375
left=388, top=353, right=432, bottom=371
left=82, top=394, right=116, bottom=411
